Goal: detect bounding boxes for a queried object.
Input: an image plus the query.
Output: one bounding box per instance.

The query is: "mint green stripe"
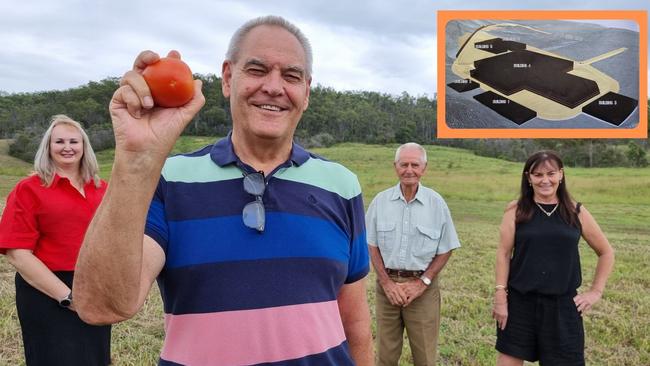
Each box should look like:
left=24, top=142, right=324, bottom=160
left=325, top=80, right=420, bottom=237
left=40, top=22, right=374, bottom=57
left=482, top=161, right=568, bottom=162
left=162, top=155, right=361, bottom=199
left=275, top=158, right=361, bottom=199
left=162, top=154, right=241, bottom=182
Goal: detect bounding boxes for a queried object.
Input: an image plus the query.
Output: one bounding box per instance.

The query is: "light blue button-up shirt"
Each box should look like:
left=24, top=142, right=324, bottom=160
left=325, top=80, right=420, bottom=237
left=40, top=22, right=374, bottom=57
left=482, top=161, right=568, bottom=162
left=366, top=183, right=461, bottom=271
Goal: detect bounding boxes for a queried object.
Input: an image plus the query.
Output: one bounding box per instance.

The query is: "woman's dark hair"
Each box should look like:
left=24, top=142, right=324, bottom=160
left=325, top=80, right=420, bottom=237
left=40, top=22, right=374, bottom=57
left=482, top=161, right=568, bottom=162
left=516, top=150, right=580, bottom=228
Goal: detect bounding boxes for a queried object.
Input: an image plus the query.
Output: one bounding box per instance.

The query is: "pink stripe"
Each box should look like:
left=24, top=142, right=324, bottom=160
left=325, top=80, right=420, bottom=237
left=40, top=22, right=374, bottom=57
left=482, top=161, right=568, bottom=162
left=160, top=300, right=346, bottom=365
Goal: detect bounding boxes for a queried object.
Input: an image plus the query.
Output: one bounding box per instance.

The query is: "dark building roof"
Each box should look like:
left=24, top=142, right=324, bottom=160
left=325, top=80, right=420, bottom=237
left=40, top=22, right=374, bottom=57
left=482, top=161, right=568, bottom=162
left=473, top=91, right=537, bottom=125
left=582, top=91, right=638, bottom=126
left=473, top=38, right=526, bottom=54
left=447, top=79, right=480, bottom=92
left=470, top=45, right=600, bottom=109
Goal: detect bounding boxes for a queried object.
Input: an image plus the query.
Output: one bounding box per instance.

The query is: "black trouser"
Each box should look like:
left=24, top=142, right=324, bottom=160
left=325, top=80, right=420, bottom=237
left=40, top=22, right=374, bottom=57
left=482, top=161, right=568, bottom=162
left=15, top=272, right=111, bottom=366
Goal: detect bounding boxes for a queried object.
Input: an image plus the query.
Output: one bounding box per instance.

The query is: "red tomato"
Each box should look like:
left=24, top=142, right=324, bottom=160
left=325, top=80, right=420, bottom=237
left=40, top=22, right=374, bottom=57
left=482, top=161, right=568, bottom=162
left=142, top=57, right=195, bottom=107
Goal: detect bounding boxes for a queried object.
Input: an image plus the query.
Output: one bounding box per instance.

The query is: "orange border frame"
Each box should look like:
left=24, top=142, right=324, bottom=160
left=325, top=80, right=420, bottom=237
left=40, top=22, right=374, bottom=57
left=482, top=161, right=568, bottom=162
left=437, top=10, right=648, bottom=138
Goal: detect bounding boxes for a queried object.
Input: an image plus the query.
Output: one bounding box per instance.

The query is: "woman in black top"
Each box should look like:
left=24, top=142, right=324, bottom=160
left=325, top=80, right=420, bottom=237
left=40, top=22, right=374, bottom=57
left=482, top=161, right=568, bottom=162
left=492, top=150, right=614, bottom=366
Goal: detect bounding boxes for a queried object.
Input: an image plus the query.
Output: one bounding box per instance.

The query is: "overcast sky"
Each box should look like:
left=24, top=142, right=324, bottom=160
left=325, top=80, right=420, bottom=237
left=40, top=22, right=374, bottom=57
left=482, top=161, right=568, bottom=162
left=0, top=0, right=647, bottom=96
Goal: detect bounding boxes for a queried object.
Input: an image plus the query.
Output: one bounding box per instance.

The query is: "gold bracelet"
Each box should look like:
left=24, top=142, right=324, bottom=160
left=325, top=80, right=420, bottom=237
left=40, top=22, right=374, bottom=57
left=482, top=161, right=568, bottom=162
left=495, top=284, right=507, bottom=291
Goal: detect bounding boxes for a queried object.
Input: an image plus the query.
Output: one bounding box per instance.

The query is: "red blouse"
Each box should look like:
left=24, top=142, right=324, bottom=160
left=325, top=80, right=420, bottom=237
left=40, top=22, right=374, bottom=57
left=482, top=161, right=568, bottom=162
left=0, top=174, right=107, bottom=271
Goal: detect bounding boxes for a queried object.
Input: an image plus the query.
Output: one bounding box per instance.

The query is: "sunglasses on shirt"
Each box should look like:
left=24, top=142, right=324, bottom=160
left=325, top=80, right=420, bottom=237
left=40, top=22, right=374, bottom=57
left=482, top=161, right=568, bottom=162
left=242, top=171, right=266, bottom=233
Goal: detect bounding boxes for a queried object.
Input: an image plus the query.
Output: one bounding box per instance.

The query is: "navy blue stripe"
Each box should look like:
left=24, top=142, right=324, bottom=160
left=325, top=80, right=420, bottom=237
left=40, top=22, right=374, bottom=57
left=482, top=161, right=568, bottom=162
left=159, top=359, right=183, bottom=366
left=158, top=341, right=352, bottom=366
left=164, top=178, right=356, bottom=234
left=267, top=179, right=358, bottom=240
left=348, top=193, right=366, bottom=240
left=346, top=232, right=370, bottom=283
left=145, top=198, right=169, bottom=250
left=346, top=266, right=370, bottom=284
left=166, top=212, right=350, bottom=268
left=164, top=178, right=244, bottom=220
left=146, top=176, right=171, bottom=248
left=248, top=341, right=354, bottom=366
left=159, top=257, right=347, bottom=314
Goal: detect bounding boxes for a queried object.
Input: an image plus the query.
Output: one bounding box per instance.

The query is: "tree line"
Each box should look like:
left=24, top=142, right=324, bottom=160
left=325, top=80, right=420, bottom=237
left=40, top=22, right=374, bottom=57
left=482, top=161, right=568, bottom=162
left=1, top=76, right=647, bottom=167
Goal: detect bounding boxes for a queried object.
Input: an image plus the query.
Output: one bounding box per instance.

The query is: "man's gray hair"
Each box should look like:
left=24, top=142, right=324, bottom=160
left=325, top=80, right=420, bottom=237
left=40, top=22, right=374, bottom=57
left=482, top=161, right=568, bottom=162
left=225, top=15, right=313, bottom=78
left=394, top=142, right=427, bottom=163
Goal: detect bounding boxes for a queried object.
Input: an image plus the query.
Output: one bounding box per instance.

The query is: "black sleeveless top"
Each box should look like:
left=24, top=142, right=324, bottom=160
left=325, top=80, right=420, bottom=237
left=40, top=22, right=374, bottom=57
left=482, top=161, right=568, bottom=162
left=508, top=202, right=582, bottom=295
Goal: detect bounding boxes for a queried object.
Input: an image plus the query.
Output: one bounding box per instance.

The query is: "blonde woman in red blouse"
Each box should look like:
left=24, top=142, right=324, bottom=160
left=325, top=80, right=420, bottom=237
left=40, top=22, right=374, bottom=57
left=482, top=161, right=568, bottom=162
left=0, top=115, right=111, bottom=365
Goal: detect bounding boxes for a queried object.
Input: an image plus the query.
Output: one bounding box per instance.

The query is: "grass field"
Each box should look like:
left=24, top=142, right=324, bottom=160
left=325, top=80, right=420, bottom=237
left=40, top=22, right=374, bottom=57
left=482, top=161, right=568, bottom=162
left=1, top=137, right=649, bottom=365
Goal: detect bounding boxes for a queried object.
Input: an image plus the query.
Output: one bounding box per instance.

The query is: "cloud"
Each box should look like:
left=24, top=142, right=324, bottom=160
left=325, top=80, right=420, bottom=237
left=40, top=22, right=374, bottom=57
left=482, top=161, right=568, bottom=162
left=0, top=0, right=647, bottom=96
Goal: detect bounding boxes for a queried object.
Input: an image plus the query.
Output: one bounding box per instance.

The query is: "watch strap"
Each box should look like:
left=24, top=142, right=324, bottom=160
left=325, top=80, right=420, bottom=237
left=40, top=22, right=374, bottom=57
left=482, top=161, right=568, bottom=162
left=58, top=292, right=73, bottom=308
left=419, top=275, right=432, bottom=286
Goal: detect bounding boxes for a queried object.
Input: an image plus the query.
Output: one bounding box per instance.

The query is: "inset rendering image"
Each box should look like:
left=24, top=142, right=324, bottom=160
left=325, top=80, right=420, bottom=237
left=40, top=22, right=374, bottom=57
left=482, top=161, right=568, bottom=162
left=437, top=11, right=647, bottom=138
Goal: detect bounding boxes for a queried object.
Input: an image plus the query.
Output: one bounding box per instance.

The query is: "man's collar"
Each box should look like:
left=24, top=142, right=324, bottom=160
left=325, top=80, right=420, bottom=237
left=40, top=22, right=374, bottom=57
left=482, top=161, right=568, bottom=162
left=390, top=182, right=424, bottom=203
left=209, top=132, right=238, bottom=166
left=209, top=131, right=310, bottom=168
left=289, top=141, right=310, bottom=166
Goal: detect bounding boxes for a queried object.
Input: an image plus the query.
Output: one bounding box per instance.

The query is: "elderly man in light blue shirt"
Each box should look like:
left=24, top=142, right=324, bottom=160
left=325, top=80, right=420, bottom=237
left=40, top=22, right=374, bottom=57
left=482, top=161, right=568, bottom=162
left=366, top=142, right=461, bottom=366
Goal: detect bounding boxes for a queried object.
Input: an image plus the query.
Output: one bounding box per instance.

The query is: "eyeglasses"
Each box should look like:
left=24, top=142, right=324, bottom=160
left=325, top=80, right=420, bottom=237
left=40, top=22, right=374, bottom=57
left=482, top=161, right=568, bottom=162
left=242, top=171, right=266, bottom=232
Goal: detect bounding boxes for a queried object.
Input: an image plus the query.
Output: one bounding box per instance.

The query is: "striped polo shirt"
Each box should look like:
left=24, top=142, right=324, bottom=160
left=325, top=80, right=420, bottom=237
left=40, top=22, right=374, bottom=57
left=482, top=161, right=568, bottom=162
left=145, top=135, right=369, bottom=366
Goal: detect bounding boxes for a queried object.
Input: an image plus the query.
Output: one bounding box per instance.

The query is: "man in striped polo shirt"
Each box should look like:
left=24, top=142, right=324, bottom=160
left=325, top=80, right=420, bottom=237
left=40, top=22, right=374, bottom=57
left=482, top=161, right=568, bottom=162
left=73, top=15, right=374, bottom=366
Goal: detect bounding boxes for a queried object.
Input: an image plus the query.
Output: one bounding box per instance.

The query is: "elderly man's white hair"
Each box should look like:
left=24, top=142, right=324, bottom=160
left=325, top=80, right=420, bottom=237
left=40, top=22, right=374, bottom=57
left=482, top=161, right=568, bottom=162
left=394, top=142, right=427, bottom=163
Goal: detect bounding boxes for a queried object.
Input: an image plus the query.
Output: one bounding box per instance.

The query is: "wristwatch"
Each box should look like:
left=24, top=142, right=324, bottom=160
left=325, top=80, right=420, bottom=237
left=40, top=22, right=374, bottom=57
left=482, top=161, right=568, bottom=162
left=58, top=292, right=73, bottom=308
left=419, top=275, right=432, bottom=286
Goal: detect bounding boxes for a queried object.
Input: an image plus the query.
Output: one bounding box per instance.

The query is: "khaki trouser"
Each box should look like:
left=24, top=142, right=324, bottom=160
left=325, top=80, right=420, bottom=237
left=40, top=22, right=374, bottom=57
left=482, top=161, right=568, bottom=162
left=375, top=275, right=441, bottom=366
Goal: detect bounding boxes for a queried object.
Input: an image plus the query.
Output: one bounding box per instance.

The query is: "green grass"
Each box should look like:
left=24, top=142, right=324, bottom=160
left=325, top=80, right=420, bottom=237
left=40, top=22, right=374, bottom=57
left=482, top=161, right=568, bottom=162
left=1, top=138, right=649, bottom=365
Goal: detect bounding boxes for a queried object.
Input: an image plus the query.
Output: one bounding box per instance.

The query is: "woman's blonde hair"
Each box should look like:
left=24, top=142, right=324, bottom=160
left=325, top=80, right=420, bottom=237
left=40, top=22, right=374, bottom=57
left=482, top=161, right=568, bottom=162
left=33, top=114, right=101, bottom=188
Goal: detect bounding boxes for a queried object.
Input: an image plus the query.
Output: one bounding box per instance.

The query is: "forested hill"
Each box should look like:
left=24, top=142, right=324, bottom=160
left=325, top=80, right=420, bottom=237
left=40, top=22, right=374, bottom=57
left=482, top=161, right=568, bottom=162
left=0, top=75, right=647, bottom=167
left=0, top=74, right=433, bottom=149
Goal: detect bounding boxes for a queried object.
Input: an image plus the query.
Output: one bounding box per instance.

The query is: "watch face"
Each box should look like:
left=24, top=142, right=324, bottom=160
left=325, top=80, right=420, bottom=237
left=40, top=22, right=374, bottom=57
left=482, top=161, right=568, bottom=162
left=420, top=276, right=431, bottom=285
left=60, top=298, right=71, bottom=307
